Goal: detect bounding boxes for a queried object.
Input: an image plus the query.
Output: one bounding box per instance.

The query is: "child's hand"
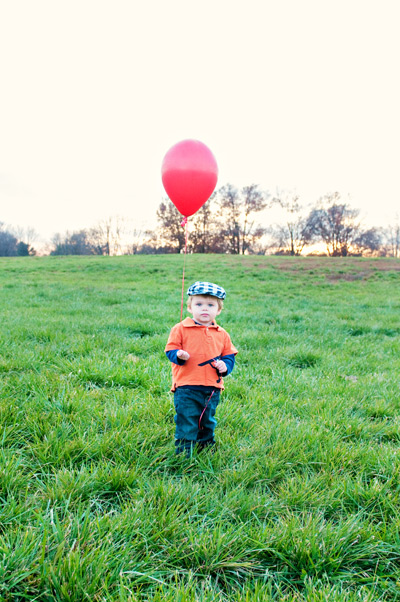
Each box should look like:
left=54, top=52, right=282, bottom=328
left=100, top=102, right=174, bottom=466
left=177, top=350, right=190, bottom=361
left=213, top=359, right=227, bottom=373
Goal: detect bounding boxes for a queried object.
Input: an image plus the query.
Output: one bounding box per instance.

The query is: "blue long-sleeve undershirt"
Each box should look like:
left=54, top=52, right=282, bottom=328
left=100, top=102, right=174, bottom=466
left=165, top=350, right=235, bottom=376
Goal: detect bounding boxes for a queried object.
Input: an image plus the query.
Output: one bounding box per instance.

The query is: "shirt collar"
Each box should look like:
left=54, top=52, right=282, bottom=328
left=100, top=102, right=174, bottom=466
left=182, top=317, right=220, bottom=329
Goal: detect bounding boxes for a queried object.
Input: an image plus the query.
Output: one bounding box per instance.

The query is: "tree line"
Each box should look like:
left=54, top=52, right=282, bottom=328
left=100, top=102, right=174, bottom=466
left=159, top=189, right=398, bottom=257
left=0, top=223, right=37, bottom=256
left=1, top=187, right=399, bottom=257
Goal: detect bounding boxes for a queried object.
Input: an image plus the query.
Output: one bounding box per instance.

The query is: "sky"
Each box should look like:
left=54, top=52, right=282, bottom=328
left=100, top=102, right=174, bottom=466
left=0, top=0, right=399, bottom=248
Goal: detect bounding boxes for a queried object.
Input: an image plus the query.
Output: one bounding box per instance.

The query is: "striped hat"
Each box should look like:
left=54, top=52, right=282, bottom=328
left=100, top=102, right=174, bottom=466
left=187, top=281, right=226, bottom=299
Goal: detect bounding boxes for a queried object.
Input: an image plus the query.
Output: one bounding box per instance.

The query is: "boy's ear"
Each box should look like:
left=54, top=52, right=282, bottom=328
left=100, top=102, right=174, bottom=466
left=187, top=305, right=193, bottom=314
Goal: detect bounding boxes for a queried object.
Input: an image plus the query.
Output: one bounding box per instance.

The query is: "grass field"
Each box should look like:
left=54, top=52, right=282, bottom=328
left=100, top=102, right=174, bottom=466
left=0, top=254, right=400, bottom=601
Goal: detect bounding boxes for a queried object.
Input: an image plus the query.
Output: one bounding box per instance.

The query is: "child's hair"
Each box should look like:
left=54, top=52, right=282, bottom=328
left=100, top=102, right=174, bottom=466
left=187, top=295, right=224, bottom=311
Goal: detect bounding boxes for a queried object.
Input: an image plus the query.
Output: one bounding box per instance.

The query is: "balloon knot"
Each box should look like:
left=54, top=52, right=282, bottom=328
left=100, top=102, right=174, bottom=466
left=181, top=217, right=188, bottom=228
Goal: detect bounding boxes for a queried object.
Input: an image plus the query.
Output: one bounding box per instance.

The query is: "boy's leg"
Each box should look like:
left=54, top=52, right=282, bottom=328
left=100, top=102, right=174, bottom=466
left=196, top=390, right=220, bottom=449
left=174, top=388, right=203, bottom=456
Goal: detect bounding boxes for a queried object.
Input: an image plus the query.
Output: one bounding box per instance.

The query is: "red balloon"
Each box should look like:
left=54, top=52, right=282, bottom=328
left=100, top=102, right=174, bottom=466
left=161, top=139, right=218, bottom=217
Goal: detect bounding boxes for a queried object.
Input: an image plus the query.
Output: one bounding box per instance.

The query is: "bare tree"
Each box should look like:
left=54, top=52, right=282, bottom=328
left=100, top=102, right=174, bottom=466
left=383, top=216, right=400, bottom=257
left=0, top=223, right=37, bottom=255
left=215, top=184, right=268, bottom=254
left=156, top=200, right=187, bottom=253
left=190, top=197, right=224, bottom=253
left=13, top=226, right=38, bottom=249
left=87, top=225, right=108, bottom=255
left=112, top=217, right=124, bottom=256
left=50, top=230, right=94, bottom=255
left=352, top=228, right=383, bottom=256
left=215, top=184, right=241, bottom=254
left=241, top=185, right=268, bottom=254
left=124, top=228, right=150, bottom=254
left=271, top=190, right=313, bottom=255
left=88, top=216, right=125, bottom=256
left=305, top=193, right=361, bottom=256
left=154, top=185, right=268, bottom=254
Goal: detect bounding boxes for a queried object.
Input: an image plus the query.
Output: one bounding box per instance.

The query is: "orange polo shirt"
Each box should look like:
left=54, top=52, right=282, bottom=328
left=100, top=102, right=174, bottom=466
left=165, top=317, right=238, bottom=391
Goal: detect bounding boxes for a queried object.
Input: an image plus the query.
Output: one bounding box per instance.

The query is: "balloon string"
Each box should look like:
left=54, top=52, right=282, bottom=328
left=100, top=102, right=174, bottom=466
left=180, top=217, right=188, bottom=321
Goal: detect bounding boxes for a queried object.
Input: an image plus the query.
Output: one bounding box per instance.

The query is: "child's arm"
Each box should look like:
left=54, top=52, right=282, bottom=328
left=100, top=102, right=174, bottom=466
left=165, top=349, right=190, bottom=365
left=213, top=353, right=235, bottom=376
left=215, top=330, right=238, bottom=376
left=165, top=324, right=190, bottom=365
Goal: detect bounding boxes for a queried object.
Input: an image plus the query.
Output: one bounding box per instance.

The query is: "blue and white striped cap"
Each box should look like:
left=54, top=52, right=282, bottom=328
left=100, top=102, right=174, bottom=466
left=187, top=281, right=226, bottom=299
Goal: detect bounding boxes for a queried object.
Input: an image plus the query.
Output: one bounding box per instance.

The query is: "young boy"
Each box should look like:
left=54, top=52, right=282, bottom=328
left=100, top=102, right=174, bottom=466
left=165, top=281, right=238, bottom=456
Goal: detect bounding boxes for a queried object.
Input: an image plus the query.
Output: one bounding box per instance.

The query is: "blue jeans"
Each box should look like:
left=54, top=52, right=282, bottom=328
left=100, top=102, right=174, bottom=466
left=174, top=387, right=221, bottom=455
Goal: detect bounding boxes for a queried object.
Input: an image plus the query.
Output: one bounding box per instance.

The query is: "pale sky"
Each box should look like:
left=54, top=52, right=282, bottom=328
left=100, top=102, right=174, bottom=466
left=1, top=0, right=399, bottom=246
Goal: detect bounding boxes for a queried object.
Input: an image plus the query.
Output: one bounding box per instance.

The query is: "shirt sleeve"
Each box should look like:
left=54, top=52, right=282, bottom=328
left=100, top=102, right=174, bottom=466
left=165, top=324, right=183, bottom=353
left=218, top=353, right=236, bottom=376
left=222, top=331, right=238, bottom=357
left=165, top=349, right=186, bottom=365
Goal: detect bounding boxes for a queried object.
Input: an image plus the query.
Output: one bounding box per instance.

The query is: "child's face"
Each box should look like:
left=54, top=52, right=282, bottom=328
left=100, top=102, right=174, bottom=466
left=188, top=295, right=221, bottom=326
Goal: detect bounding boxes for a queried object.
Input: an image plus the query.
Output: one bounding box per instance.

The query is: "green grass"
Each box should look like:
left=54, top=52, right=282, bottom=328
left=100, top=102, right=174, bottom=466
left=0, top=254, right=400, bottom=601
